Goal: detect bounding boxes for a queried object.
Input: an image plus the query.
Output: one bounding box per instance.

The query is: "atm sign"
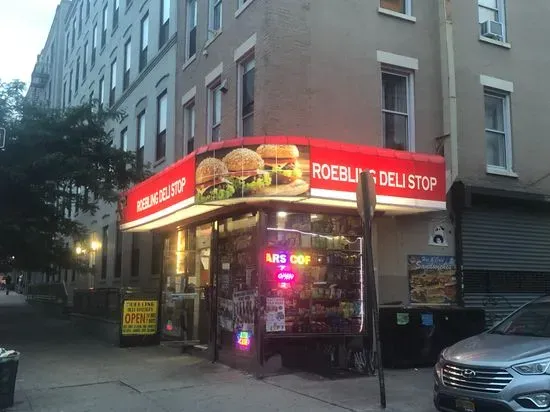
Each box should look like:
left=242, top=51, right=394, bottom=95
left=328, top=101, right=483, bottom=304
left=265, top=252, right=312, bottom=266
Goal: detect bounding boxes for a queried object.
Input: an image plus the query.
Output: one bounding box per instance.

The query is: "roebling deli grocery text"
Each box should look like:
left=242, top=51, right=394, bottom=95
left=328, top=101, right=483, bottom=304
left=121, top=300, right=158, bottom=336
left=136, top=178, right=187, bottom=212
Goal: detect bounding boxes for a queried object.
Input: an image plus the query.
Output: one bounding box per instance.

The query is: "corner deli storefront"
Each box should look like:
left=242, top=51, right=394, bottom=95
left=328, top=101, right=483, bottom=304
left=119, top=136, right=447, bottom=372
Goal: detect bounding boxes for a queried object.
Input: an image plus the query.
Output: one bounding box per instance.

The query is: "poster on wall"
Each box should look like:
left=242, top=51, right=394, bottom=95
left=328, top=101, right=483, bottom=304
left=195, top=144, right=311, bottom=204
left=233, top=290, right=256, bottom=332
left=408, top=255, right=457, bottom=305
left=428, top=221, right=449, bottom=247
left=266, top=297, right=286, bottom=332
left=218, top=297, right=234, bottom=332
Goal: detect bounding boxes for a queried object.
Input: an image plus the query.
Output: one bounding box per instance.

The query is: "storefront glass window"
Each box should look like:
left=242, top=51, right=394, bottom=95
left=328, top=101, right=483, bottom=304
left=264, top=212, right=363, bottom=335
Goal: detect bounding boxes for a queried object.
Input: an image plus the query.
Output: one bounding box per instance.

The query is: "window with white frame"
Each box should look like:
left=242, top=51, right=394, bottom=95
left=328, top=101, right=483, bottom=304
left=239, top=56, right=255, bottom=137
left=120, top=127, right=128, bottom=151
left=65, top=31, right=70, bottom=59
left=109, top=59, right=117, bottom=106
left=186, top=0, right=197, bottom=60
left=101, top=4, right=108, bottom=48
left=159, top=0, right=170, bottom=48
left=156, top=90, right=168, bottom=161
left=99, top=76, right=105, bottom=106
left=72, top=19, right=76, bottom=48
left=238, top=0, right=253, bottom=9
left=113, top=0, right=120, bottom=29
left=92, top=24, right=98, bottom=66
left=208, top=0, right=222, bottom=38
left=380, top=0, right=411, bottom=15
left=484, top=88, right=512, bottom=170
left=137, top=110, right=146, bottom=171
left=478, top=0, right=506, bottom=41
left=381, top=68, right=414, bottom=151
left=184, top=101, right=195, bottom=154
left=140, top=13, right=149, bottom=71
left=83, top=42, right=88, bottom=80
left=208, top=82, right=222, bottom=142
left=123, top=38, right=131, bottom=90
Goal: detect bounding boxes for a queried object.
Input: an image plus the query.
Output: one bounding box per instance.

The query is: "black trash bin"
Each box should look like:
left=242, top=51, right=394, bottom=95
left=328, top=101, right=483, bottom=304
left=0, top=351, right=20, bottom=409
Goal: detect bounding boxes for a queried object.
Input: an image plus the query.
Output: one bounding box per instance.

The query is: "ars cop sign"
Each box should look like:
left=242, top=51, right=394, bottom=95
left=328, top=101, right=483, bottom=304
left=121, top=300, right=158, bottom=336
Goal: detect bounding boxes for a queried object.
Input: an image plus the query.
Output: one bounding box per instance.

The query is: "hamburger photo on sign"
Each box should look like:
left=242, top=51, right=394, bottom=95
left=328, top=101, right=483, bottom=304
left=195, top=144, right=310, bottom=203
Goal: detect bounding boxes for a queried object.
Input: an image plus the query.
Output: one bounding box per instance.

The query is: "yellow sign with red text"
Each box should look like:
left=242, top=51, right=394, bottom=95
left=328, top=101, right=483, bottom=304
left=121, top=300, right=158, bottom=336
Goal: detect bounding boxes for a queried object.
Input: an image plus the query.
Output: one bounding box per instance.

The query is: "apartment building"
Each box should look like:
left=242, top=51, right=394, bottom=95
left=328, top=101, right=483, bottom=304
left=25, top=0, right=72, bottom=107
left=55, top=0, right=177, bottom=292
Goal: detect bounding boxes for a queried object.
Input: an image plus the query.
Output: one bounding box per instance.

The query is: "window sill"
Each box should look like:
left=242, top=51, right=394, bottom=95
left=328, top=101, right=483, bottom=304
left=153, top=157, right=166, bottom=168
left=377, top=7, right=416, bottom=23
left=235, top=0, right=255, bottom=18
left=479, top=36, right=511, bottom=49
left=205, top=30, right=222, bottom=48
left=486, top=167, right=518, bottom=178
left=182, top=54, right=197, bottom=71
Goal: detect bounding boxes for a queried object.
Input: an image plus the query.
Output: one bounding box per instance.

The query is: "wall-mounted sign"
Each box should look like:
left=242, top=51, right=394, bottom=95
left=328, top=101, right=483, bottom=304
left=408, top=255, right=457, bottom=305
left=428, top=221, right=449, bottom=247
left=121, top=300, right=158, bottom=336
left=120, top=137, right=446, bottom=231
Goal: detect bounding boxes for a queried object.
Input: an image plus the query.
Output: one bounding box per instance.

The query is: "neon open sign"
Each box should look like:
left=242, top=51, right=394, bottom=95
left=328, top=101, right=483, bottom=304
left=277, top=272, right=296, bottom=282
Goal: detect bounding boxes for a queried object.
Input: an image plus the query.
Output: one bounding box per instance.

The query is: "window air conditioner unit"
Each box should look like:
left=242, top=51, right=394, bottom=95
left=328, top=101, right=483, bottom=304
left=480, top=20, right=503, bottom=40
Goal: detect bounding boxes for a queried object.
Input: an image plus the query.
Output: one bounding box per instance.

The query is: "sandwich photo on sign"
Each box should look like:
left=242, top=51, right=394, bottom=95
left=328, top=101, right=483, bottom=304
left=194, top=143, right=311, bottom=203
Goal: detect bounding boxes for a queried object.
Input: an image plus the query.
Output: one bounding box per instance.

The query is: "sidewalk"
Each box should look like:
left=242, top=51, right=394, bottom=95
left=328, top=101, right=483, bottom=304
left=0, top=293, right=436, bottom=412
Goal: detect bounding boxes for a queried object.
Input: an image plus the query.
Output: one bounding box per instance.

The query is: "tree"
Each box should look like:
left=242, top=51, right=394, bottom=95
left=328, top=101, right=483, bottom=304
left=0, top=79, right=148, bottom=272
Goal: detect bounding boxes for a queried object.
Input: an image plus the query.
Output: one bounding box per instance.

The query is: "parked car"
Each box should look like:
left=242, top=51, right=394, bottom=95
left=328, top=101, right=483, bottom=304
left=434, top=295, right=550, bottom=412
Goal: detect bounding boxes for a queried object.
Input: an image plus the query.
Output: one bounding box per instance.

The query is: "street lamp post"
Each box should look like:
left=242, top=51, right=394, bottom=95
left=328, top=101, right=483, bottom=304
left=74, top=234, right=102, bottom=289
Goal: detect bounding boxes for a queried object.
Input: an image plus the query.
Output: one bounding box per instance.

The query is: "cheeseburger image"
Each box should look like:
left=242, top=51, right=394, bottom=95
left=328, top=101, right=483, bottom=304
left=195, top=157, right=235, bottom=202
left=222, top=148, right=272, bottom=194
left=256, top=144, right=302, bottom=184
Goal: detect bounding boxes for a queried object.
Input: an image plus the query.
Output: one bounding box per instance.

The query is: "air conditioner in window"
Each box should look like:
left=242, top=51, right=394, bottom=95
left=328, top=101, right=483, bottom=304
left=480, top=20, right=503, bottom=40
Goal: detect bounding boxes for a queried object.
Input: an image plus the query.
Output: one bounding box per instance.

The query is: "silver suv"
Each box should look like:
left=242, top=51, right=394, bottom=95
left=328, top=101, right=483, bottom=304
left=434, top=296, right=550, bottom=412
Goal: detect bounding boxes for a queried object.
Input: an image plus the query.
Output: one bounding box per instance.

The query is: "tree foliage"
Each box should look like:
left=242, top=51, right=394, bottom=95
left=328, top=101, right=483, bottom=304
left=0, top=80, right=148, bottom=272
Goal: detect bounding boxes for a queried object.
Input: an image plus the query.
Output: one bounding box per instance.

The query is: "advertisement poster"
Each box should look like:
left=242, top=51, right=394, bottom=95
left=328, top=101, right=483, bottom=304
left=233, top=290, right=256, bottom=332
left=121, top=300, right=158, bottom=336
left=195, top=144, right=310, bottom=204
left=218, top=297, right=234, bottom=332
left=266, top=297, right=286, bottom=332
left=408, top=255, right=457, bottom=305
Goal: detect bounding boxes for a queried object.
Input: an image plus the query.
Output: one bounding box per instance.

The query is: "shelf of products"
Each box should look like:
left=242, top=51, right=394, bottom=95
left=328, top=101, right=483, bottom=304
left=264, top=212, right=364, bottom=335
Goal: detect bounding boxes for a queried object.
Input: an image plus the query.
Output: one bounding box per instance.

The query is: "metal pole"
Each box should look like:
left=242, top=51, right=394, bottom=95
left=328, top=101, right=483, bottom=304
left=359, top=172, right=386, bottom=409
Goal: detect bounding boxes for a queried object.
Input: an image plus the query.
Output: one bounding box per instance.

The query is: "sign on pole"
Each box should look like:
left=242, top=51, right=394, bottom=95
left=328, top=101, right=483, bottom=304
left=356, top=171, right=386, bottom=409
left=0, top=128, right=5, bottom=149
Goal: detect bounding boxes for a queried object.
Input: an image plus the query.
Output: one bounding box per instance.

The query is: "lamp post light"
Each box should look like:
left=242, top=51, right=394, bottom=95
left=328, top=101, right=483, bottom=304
left=74, top=234, right=102, bottom=289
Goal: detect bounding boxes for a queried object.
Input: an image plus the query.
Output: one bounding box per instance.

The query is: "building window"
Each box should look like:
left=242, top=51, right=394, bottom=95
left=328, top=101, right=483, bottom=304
left=101, top=4, right=108, bottom=48
left=92, top=24, right=98, bottom=66
left=156, top=90, right=168, bottom=161
left=140, top=13, right=149, bottom=72
left=120, top=127, right=128, bottom=151
left=65, top=31, right=70, bottom=59
left=186, top=0, right=197, bottom=60
left=89, top=90, right=94, bottom=105
left=137, top=110, right=146, bottom=171
left=131, top=233, right=140, bottom=277
left=151, top=233, right=164, bottom=276
left=72, top=19, right=76, bottom=48
left=208, top=0, right=222, bottom=37
left=75, top=57, right=80, bottom=93
left=114, top=223, right=122, bottom=278
left=62, top=81, right=67, bottom=109
left=239, top=56, right=255, bottom=137
left=478, top=0, right=506, bottom=41
left=100, top=225, right=108, bottom=279
left=68, top=70, right=73, bottom=104
left=238, top=0, right=253, bottom=8
left=184, top=101, right=195, bottom=155
left=113, top=0, right=120, bottom=29
left=123, top=38, right=131, bottom=90
left=86, top=0, right=90, bottom=19
left=159, top=0, right=170, bottom=48
left=484, top=88, right=512, bottom=171
left=381, top=68, right=413, bottom=151
left=109, top=59, right=117, bottom=106
left=380, top=0, right=411, bottom=15
left=99, top=76, right=105, bottom=106
left=208, top=82, right=222, bottom=142
left=83, top=42, right=88, bottom=81
left=79, top=3, right=83, bottom=35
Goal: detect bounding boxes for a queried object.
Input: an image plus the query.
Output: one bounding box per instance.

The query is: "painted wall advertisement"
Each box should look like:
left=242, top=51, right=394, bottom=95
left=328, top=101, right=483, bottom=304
left=121, top=300, right=158, bottom=336
left=408, top=255, right=457, bottom=305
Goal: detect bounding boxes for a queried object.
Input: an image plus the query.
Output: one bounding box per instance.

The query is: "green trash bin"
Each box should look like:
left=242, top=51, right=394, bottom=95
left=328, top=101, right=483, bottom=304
left=0, top=349, right=20, bottom=409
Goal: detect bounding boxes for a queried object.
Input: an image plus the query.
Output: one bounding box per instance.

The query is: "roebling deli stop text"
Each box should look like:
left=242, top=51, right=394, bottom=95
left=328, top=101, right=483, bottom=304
left=118, top=136, right=447, bottom=374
